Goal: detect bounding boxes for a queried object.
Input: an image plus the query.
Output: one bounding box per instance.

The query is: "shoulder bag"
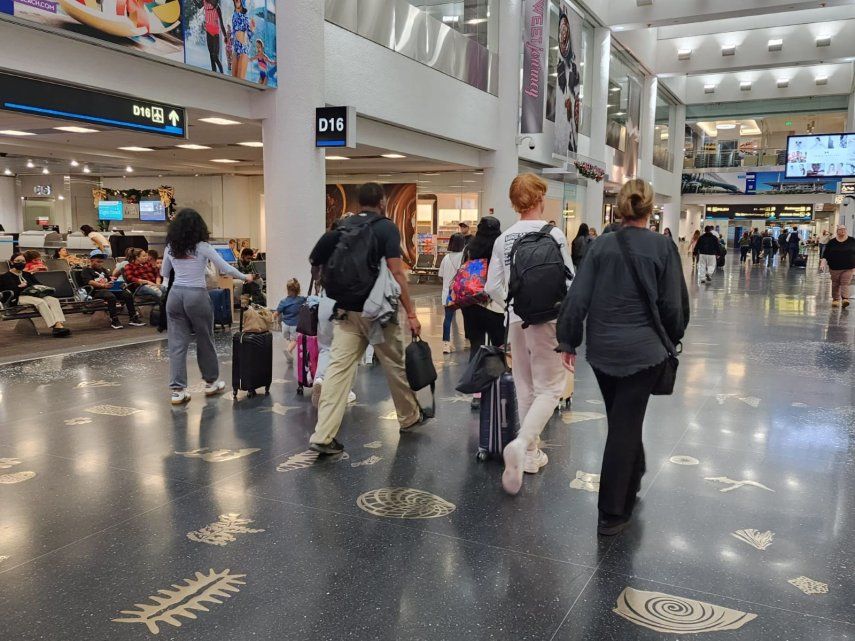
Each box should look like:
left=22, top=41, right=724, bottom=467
left=21, top=285, right=56, bottom=298
left=615, top=230, right=680, bottom=395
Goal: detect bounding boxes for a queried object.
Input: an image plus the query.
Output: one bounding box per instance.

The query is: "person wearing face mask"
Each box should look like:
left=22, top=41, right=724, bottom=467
left=0, top=252, right=70, bottom=337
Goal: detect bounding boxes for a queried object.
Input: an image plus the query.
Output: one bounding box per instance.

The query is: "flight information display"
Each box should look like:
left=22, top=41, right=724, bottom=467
left=786, top=134, right=855, bottom=178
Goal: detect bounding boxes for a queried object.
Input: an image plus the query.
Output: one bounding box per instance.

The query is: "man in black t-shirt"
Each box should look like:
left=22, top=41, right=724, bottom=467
left=308, top=183, right=425, bottom=454
left=82, top=252, right=144, bottom=329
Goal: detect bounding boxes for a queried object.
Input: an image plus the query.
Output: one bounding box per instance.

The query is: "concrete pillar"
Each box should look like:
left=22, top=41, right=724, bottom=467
left=258, top=0, right=326, bottom=300
left=482, top=0, right=522, bottom=229
left=638, top=76, right=658, bottom=183
left=0, top=177, right=21, bottom=232
left=582, top=27, right=611, bottom=227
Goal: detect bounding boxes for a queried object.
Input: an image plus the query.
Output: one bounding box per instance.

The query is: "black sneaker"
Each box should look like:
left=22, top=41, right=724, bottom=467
left=400, top=410, right=429, bottom=433
left=597, top=517, right=631, bottom=537
left=110, top=318, right=124, bottom=329
left=128, top=316, right=146, bottom=327
left=470, top=397, right=481, bottom=411
left=309, top=438, right=344, bottom=455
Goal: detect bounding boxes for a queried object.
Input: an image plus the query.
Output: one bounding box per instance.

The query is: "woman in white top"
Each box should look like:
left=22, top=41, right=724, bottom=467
left=161, top=208, right=253, bottom=405
left=438, top=233, right=467, bottom=353
left=80, top=225, right=111, bottom=257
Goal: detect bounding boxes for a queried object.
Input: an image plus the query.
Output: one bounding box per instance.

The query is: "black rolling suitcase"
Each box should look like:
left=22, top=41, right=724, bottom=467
left=476, top=371, right=519, bottom=461
left=210, top=288, right=233, bottom=330
left=232, top=309, right=272, bottom=399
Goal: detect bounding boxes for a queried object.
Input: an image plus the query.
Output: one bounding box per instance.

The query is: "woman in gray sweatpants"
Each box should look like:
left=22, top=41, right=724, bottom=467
left=161, top=209, right=253, bottom=405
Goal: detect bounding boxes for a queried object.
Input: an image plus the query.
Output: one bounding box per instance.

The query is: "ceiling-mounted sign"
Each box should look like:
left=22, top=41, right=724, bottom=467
left=315, top=106, right=355, bottom=148
left=33, top=185, right=52, bottom=196
left=840, top=182, right=855, bottom=194
left=705, top=204, right=813, bottom=221
left=0, top=71, right=186, bottom=138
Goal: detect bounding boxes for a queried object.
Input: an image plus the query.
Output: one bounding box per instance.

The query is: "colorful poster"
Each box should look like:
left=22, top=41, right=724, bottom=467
left=786, top=134, right=855, bottom=178
left=182, top=0, right=277, bottom=86
left=0, top=0, right=276, bottom=86
left=683, top=171, right=841, bottom=195
left=551, top=1, right=582, bottom=158
left=520, top=0, right=546, bottom=134
left=325, top=184, right=418, bottom=267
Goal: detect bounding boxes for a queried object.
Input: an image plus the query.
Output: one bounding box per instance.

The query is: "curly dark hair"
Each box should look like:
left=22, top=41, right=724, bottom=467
left=166, top=208, right=210, bottom=258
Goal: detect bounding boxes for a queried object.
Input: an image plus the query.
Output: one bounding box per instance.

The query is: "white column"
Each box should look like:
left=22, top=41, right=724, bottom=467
left=583, top=27, right=611, bottom=227
left=258, top=0, right=326, bottom=300
left=661, top=103, right=685, bottom=239
left=482, top=0, right=522, bottom=230
left=847, top=88, right=855, bottom=132
left=638, top=76, right=657, bottom=183
left=0, top=177, right=21, bottom=232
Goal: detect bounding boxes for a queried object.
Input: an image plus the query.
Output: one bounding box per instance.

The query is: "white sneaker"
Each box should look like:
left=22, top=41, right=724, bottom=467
left=524, top=448, right=548, bottom=474
left=442, top=341, right=452, bottom=354
left=311, top=378, right=323, bottom=408
left=501, top=439, right=527, bottom=495
left=171, top=390, right=191, bottom=405
left=348, top=391, right=357, bottom=404
left=204, top=380, right=226, bottom=396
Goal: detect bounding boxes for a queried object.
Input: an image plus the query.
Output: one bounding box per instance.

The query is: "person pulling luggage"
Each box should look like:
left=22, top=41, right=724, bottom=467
left=307, top=183, right=425, bottom=455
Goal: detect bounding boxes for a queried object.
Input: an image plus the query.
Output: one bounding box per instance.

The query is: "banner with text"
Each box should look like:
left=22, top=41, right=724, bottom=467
left=520, top=0, right=546, bottom=134
left=551, top=1, right=582, bottom=158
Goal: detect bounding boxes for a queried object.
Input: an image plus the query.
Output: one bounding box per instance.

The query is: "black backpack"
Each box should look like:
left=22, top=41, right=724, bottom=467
left=507, top=225, right=572, bottom=327
left=322, top=216, right=383, bottom=310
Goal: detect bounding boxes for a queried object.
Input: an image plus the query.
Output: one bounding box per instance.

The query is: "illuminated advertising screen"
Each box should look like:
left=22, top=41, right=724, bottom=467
left=139, top=201, right=166, bottom=221
left=785, top=134, right=855, bottom=178
left=98, top=200, right=124, bottom=221
left=705, top=204, right=813, bottom=222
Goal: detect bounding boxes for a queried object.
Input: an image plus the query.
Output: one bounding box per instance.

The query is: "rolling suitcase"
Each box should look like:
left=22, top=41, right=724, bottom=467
left=295, top=332, right=319, bottom=395
left=232, top=309, right=272, bottom=399
left=792, top=248, right=808, bottom=268
left=476, top=371, right=519, bottom=462
left=209, top=288, right=232, bottom=330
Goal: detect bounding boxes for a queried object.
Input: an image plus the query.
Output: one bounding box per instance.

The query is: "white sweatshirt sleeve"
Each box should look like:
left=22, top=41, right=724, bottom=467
left=484, top=234, right=507, bottom=308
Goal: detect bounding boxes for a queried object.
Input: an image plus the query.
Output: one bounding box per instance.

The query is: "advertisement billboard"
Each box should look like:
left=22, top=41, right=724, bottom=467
left=520, top=0, right=546, bottom=134
left=785, top=134, right=855, bottom=178
left=0, top=0, right=276, bottom=86
left=551, top=1, right=582, bottom=158
left=683, top=171, right=841, bottom=195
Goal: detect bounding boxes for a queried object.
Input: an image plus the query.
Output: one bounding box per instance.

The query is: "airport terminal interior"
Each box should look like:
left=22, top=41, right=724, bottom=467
left=0, top=0, right=854, bottom=639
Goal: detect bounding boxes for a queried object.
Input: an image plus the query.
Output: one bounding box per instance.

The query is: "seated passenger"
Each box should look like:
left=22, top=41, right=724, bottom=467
left=236, top=247, right=265, bottom=306
left=147, top=250, right=163, bottom=285
left=54, top=247, right=86, bottom=268
left=0, top=252, right=70, bottom=337
left=23, top=250, right=48, bottom=273
left=113, top=247, right=137, bottom=282
left=123, top=248, right=164, bottom=299
left=81, top=251, right=145, bottom=330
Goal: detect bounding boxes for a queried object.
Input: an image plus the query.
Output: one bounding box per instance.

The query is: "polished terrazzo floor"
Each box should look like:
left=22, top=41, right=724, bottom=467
left=0, top=256, right=853, bottom=640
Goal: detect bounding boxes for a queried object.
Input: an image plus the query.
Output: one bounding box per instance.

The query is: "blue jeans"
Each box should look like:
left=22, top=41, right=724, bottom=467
left=442, top=307, right=457, bottom=341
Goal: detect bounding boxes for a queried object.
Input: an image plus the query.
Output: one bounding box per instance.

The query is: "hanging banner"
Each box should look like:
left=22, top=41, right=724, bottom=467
left=551, top=1, right=582, bottom=158
left=520, top=0, right=546, bottom=134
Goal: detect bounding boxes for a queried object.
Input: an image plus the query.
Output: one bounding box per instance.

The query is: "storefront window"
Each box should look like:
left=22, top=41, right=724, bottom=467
left=606, top=49, right=644, bottom=180
left=413, top=0, right=495, bottom=51
left=546, top=0, right=593, bottom=136
left=654, top=90, right=675, bottom=171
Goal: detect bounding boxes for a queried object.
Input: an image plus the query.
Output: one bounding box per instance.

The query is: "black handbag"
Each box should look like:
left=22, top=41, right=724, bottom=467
left=456, top=345, right=508, bottom=394
left=296, top=278, right=319, bottom=336
left=405, top=335, right=437, bottom=418
left=154, top=269, right=174, bottom=333
left=21, top=285, right=55, bottom=298
left=615, top=230, right=680, bottom=395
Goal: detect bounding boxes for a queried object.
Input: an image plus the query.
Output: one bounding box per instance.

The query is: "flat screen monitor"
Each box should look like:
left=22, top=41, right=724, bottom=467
left=139, top=200, right=166, bottom=222
left=212, top=245, right=236, bottom=263
left=98, top=200, right=123, bottom=221
left=785, top=134, right=855, bottom=178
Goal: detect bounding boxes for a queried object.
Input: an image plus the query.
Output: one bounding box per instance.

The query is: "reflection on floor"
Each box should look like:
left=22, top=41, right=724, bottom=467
left=0, top=259, right=853, bottom=639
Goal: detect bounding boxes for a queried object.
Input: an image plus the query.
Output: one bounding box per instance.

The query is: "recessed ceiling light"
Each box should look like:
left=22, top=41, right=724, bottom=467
left=176, top=144, right=212, bottom=150
left=325, top=156, right=350, bottom=160
left=704, top=84, right=716, bottom=94
left=609, top=87, right=620, bottom=93
left=615, top=112, right=626, bottom=116
left=740, top=81, right=752, bottom=91
left=815, top=75, right=828, bottom=85
left=677, top=48, right=692, bottom=60
left=465, top=18, right=487, bottom=24
left=83, top=165, right=91, bottom=173
left=58, top=195, right=65, bottom=200
left=54, top=126, right=99, bottom=133
left=382, top=153, right=407, bottom=159
left=777, top=78, right=789, bottom=88
left=26, top=159, right=34, bottom=168
left=816, top=35, right=831, bottom=47
left=462, top=180, right=477, bottom=183
left=237, top=141, right=263, bottom=147
left=0, top=130, right=35, bottom=136
left=125, top=165, right=134, bottom=172
left=716, top=123, right=737, bottom=129
left=378, top=174, right=392, bottom=177
left=424, top=172, right=441, bottom=176
left=768, top=38, right=783, bottom=51
left=721, top=44, right=736, bottom=56
left=198, top=117, right=242, bottom=125
left=119, top=146, right=154, bottom=152
left=42, top=167, right=49, bottom=174
left=613, top=26, right=625, bottom=32
left=70, top=160, right=79, bottom=167
left=211, top=158, right=239, bottom=163
left=3, top=168, right=11, bottom=175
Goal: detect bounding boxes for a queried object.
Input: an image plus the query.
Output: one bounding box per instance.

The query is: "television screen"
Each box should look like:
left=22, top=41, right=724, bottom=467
left=98, top=201, right=124, bottom=221
left=139, top=201, right=166, bottom=222
left=786, top=134, right=855, bottom=178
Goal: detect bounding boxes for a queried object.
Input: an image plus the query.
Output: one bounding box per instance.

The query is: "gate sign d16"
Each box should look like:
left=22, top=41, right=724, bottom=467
left=0, top=71, right=186, bottom=138
left=316, top=106, right=356, bottom=148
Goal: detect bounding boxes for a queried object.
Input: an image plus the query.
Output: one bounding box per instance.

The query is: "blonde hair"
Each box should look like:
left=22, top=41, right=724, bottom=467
left=509, top=173, right=548, bottom=213
left=617, top=178, right=654, bottom=222
left=286, top=278, right=301, bottom=296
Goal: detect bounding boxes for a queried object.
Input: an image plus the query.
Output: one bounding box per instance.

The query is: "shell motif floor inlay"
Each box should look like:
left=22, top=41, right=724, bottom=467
left=85, top=405, right=142, bottom=417
left=669, top=455, right=700, bottom=466
left=731, top=529, right=775, bottom=550
left=569, top=471, right=600, bottom=493
left=174, top=448, right=260, bottom=463
left=0, top=471, right=36, bottom=484
left=788, top=576, right=829, bottom=595
left=560, top=411, right=607, bottom=425
left=357, top=488, right=456, bottom=519
left=187, top=514, right=265, bottom=546
left=704, top=476, right=774, bottom=493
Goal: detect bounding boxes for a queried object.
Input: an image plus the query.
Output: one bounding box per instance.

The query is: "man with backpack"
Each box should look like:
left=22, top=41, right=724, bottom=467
left=484, top=173, right=574, bottom=495
left=694, top=225, right=721, bottom=283
left=307, top=183, right=424, bottom=454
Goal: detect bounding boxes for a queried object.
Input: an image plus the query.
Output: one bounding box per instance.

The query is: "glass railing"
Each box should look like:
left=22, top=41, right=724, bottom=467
left=683, top=148, right=787, bottom=170
left=325, top=0, right=498, bottom=95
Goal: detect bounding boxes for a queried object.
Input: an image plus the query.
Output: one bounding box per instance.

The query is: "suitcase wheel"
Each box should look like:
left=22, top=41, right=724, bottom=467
left=476, top=450, right=489, bottom=462
left=233, top=391, right=238, bottom=400
left=247, top=389, right=257, bottom=398
left=265, top=387, right=270, bottom=395
left=297, top=386, right=304, bottom=396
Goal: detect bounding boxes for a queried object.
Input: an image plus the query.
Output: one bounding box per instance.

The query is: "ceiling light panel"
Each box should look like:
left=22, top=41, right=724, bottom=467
left=176, top=144, right=212, bottom=150
left=237, top=141, right=263, bottom=147
left=677, top=48, right=692, bottom=60
left=54, top=126, right=98, bottom=133
left=118, top=146, right=154, bottom=152
left=704, top=84, right=716, bottom=94
left=816, top=35, right=831, bottom=47
left=382, top=153, right=406, bottom=159
left=815, top=76, right=828, bottom=85
left=198, top=117, right=242, bottom=125
left=0, top=130, right=35, bottom=136
left=325, top=156, right=350, bottom=160
left=210, top=158, right=239, bottom=163
left=768, top=39, right=783, bottom=52
left=777, top=78, right=789, bottom=88
left=721, top=45, right=735, bottom=56
left=740, top=81, right=752, bottom=91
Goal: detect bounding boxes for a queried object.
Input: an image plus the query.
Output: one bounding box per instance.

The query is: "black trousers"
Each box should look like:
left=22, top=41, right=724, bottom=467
left=593, top=361, right=665, bottom=521
left=207, top=32, right=223, bottom=73
left=92, top=289, right=137, bottom=319
left=751, top=247, right=761, bottom=263
left=740, top=247, right=749, bottom=262
left=461, top=305, right=505, bottom=360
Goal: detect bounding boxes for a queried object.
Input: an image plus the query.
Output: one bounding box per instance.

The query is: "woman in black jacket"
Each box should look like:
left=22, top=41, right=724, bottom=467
left=571, top=223, right=591, bottom=269
left=557, top=179, right=689, bottom=536
left=0, top=252, right=70, bottom=336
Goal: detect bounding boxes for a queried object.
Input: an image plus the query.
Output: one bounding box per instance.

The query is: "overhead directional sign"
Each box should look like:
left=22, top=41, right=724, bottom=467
left=316, top=106, right=356, bottom=148
left=0, top=72, right=187, bottom=138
